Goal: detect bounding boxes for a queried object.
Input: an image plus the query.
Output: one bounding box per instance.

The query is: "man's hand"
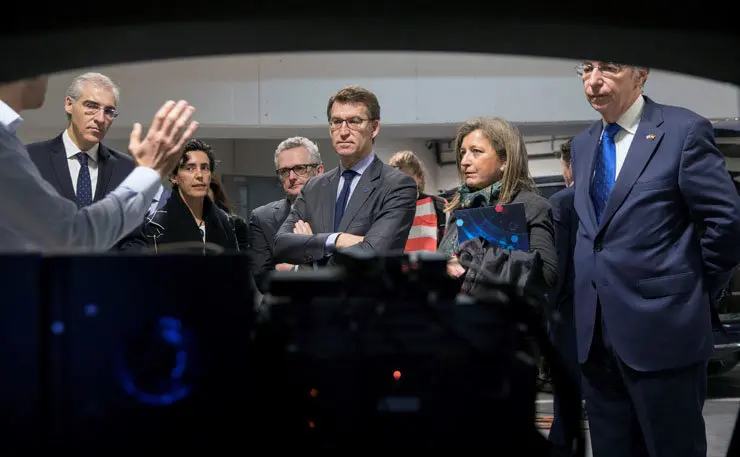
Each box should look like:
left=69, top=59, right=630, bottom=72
left=275, top=263, right=295, bottom=272
left=293, top=220, right=313, bottom=235
left=336, top=233, right=364, bottom=249
left=446, top=255, right=466, bottom=278
left=129, top=100, right=199, bottom=177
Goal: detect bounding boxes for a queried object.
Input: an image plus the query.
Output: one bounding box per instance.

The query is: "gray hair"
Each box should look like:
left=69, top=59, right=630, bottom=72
left=66, top=72, right=120, bottom=105
left=274, top=136, right=322, bottom=169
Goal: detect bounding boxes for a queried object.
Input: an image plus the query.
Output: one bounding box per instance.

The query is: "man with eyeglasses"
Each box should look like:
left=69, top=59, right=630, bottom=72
left=248, top=136, right=325, bottom=293
left=26, top=72, right=146, bottom=250
left=0, top=73, right=199, bottom=253
left=570, top=61, right=740, bottom=457
left=273, top=85, right=417, bottom=268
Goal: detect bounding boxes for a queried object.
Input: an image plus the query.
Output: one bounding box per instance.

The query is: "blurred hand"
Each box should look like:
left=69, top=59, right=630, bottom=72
left=336, top=233, right=364, bottom=248
left=447, top=256, right=466, bottom=278
left=293, top=220, right=314, bottom=235
left=129, top=100, right=199, bottom=177
left=275, top=263, right=295, bottom=272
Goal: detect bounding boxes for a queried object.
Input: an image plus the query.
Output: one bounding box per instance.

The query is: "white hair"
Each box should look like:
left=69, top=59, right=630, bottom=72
left=274, top=136, right=322, bottom=169
left=66, top=72, right=120, bottom=105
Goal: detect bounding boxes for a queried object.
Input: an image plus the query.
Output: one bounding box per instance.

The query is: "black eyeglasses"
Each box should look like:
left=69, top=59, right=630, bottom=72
left=329, top=117, right=373, bottom=131
left=276, top=163, right=320, bottom=180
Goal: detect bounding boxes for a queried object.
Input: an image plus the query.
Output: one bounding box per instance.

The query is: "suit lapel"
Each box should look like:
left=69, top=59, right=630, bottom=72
left=598, top=101, right=664, bottom=233
left=580, top=123, right=602, bottom=234
left=320, top=168, right=340, bottom=232
left=338, top=157, right=381, bottom=232
left=273, top=198, right=291, bottom=228
left=94, top=144, right=114, bottom=201
left=49, top=135, right=76, bottom=201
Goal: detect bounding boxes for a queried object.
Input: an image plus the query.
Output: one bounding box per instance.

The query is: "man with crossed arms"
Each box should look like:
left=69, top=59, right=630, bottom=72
left=273, top=85, right=417, bottom=266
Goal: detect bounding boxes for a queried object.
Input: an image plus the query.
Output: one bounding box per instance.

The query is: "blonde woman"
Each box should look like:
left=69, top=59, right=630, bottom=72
left=438, top=117, right=557, bottom=297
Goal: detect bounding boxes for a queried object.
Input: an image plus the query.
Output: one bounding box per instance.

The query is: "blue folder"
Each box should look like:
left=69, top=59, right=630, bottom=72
left=454, top=202, right=529, bottom=250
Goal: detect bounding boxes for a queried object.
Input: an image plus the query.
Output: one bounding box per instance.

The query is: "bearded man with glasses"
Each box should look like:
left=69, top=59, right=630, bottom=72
left=273, top=85, right=417, bottom=270
left=248, top=136, right=325, bottom=293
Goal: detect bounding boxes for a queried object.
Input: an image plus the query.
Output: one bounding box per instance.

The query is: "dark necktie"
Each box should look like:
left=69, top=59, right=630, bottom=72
left=334, top=169, right=358, bottom=232
left=75, top=152, right=93, bottom=208
left=591, top=123, right=621, bottom=222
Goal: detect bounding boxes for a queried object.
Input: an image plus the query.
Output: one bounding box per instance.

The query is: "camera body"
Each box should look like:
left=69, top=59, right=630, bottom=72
left=255, top=252, right=546, bottom=452
left=0, top=251, right=558, bottom=454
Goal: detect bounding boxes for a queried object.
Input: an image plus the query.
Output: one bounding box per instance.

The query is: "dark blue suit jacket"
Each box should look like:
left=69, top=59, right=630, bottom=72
left=548, top=185, right=577, bottom=314
left=571, top=97, right=740, bottom=372
left=27, top=133, right=146, bottom=251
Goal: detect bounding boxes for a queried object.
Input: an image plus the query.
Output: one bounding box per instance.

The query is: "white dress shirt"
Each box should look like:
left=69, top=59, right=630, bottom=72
left=0, top=100, right=161, bottom=253
left=62, top=129, right=99, bottom=197
left=199, top=223, right=206, bottom=243
left=325, top=151, right=376, bottom=250
left=604, top=94, right=645, bottom=179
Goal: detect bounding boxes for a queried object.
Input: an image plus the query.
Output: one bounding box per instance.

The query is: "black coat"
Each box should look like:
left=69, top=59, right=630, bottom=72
left=143, top=190, right=239, bottom=253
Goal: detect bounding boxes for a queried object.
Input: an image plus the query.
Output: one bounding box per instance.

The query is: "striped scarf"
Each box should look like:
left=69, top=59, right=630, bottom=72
left=404, top=196, right=439, bottom=253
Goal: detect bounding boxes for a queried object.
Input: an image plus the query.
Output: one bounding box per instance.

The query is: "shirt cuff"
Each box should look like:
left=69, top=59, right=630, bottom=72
left=120, top=166, right=162, bottom=204
left=325, top=232, right=340, bottom=254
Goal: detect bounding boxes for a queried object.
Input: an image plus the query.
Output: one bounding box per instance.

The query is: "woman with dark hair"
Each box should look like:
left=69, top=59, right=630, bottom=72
left=208, top=174, right=249, bottom=252
left=143, top=138, right=238, bottom=253
left=208, top=173, right=233, bottom=213
left=438, top=117, right=557, bottom=298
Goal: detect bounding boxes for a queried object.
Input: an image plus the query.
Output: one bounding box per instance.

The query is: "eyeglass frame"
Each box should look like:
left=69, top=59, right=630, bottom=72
left=77, top=98, right=119, bottom=120
left=276, top=163, right=321, bottom=180
left=328, top=116, right=376, bottom=131
left=575, top=62, right=626, bottom=79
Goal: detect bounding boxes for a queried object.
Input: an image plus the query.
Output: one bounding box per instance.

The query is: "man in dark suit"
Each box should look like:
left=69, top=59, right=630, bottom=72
left=248, top=136, right=324, bottom=293
left=26, top=72, right=146, bottom=251
left=274, top=86, right=417, bottom=266
left=546, top=138, right=580, bottom=457
left=571, top=61, right=740, bottom=457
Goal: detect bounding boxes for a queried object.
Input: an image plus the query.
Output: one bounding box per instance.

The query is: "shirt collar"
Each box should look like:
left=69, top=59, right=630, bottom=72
left=0, top=100, right=23, bottom=134
left=604, top=94, right=644, bottom=135
left=63, top=128, right=100, bottom=162
left=342, top=151, right=375, bottom=176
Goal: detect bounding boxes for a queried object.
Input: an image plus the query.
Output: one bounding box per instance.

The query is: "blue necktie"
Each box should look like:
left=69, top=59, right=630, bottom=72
left=334, top=169, right=358, bottom=232
left=591, top=123, right=621, bottom=222
left=75, top=152, right=93, bottom=208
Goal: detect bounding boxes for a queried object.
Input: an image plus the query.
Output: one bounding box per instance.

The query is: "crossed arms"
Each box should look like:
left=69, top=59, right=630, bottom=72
left=273, top=177, right=417, bottom=265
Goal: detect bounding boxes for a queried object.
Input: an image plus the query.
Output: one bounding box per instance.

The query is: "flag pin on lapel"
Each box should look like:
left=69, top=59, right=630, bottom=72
left=646, top=134, right=655, bottom=140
